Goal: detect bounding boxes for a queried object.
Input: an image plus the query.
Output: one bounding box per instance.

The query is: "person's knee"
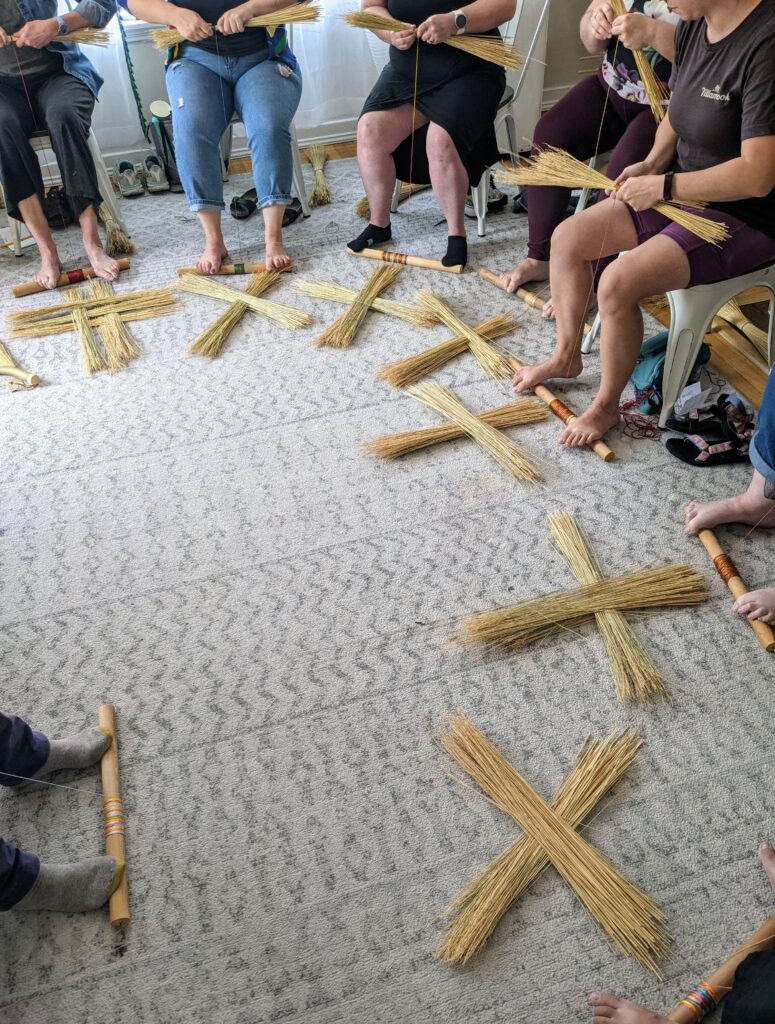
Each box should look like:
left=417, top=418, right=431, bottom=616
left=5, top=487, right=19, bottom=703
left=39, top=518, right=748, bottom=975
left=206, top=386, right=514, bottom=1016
left=358, top=114, right=386, bottom=150
left=46, top=101, right=89, bottom=140
left=426, top=125, right=457, bottom=164
left=0, top=110, right=24, bottom=142
left=550, top=217, right=586, bottom=261
left=596, top=261, right=632, bottom=314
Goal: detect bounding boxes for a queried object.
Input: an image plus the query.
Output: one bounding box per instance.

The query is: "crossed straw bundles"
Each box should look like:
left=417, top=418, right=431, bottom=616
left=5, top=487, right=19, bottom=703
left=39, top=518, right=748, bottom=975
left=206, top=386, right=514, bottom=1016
left=151, top=1, right=320, bottom=50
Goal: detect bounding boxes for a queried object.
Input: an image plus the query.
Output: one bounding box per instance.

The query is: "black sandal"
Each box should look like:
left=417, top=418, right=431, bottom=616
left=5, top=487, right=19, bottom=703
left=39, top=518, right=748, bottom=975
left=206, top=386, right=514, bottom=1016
left=666, top=433, right=750, bottom=466
left=282, top=197, right=303, bottom=227
left=230, top=187, right=257, bottom=220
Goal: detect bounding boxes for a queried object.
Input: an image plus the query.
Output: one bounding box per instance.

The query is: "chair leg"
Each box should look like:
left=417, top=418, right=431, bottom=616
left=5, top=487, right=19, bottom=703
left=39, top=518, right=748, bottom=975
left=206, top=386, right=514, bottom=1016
left=503, top=113, right=518, bottom=163
left=390, top=179, right=401, bottom=214
left=11, top=216, right=23, bottom=257
left=581, top=310, right=601, bottom=354
left=290, top=124, right=310, bottom=218
left=472, top=172, right=488, bottom=238
left=88, top=134, right=128, bottom=233
left=658, top=294, right=717, bottom=428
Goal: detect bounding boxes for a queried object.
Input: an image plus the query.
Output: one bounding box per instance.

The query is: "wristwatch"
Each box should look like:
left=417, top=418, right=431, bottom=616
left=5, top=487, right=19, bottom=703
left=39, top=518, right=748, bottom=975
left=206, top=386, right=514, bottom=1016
left=452, top=9, right=467, bottom=34
left=54, top=15, right=68, bottom=35
left=663, top=171, right=674, bottom=201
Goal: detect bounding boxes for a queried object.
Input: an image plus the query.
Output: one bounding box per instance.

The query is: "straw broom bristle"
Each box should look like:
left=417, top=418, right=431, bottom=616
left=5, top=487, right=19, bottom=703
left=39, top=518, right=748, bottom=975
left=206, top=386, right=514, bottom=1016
left=456, top=564, right=708, bottom=651
left=416, top=290, right=513, bottom=379
left=8, top=289, right=176, bottom=338
left=152, top=2, right=319, bottom=49
left=549, top=513, right=668, bottom=703
left=376, top=313, right=515, bottom=388
left=188, top=271, right=281, bottom=357
left=405, top=383, right=540, bottom=483
left=355, top=183, right=429, bottom=220
left=717, top=298, right=769, bottom=359
left=439, top=717, right=670, bottom=975
left=90, top=281, right=141, bottom=370
left=314, top=264, right=400, bottom=347
left=496, top=147, right=730, bottom=246
left=98, top=203, right=135, bottom=257
left=307, top=143, right=332, bottom=207
left=174, top=274, right=312, bottom=329
left=437, top=729, right=642, bottom=964
left=296, top=279, right=435, bottom=329
left=362, top=399, right=547, bottom=459
left=609, top=0, right=668, bottom=122
left=65, top=290, right=105, bottom=374
left=55, top=27, right=110, bottom=45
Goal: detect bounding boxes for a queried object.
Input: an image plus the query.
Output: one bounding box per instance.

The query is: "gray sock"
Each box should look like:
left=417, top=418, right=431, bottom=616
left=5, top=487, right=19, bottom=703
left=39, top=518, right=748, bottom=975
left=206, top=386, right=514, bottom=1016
left=14, top=857, right=122, bottom=912
left=35, top=727, right=111, bottom=779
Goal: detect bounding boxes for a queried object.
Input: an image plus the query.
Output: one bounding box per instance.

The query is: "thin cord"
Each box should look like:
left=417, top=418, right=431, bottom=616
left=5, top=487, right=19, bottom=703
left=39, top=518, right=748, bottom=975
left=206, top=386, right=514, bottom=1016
left=0, top=770, right=103, bottom=798
left=406, top=34, right=421, bottom=207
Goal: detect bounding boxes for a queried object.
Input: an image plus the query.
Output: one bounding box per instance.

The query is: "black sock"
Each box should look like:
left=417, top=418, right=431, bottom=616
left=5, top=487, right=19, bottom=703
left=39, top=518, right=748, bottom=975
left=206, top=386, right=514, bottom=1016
left=348, top=223, right=392, bottom=252
left=443, top=235, right=467, bottom=268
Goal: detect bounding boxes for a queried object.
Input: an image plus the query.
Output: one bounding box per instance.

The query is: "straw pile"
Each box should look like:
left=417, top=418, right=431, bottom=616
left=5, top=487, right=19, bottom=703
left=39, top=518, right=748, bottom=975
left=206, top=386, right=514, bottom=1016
left=496, top=148, right=730, bottom=246
left=550, top=514, right=668, bottom=703
left=416, top=291, right=513, bottom=379
left=376, top=313, right=515, bottom=388
left=90, top=280, right=141, bottom=370
left=307, top=143, right=331, bottom=207
left=717, top=299, right=770, bottom=360
left=438, top=730, right=642, bottom=964
left=342, top=11, right=521, bottom=71
left=314, top=264, right=399, bottom=347
left=362, top=399, right=547, bottom=459
left=7, top=288, right=176, bottom=338
left=296, top=279, right=435, bottom=328
left=404, top=383, right=539, bottom=482
left=355, top=183, right=429, bottom=220
left=456, top=563, right=708, bottom=651
left=610, top=0, right=669, bottom=122
left=439, top=716, right=670, bottom=975
left=152, top=2, right=319, bottom=49
left=98, top=203, right=135, bottom=257
left=174, top=273, right=312, bottom=329
left=188, top=271, right=281, bottom=357
left=66, top=289, right=105, bottom=375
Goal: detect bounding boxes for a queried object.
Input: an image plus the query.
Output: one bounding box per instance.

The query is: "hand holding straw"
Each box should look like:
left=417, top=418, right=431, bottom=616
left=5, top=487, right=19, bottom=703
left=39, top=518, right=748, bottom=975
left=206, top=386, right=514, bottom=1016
left=152, top=2, right=319, bottom=50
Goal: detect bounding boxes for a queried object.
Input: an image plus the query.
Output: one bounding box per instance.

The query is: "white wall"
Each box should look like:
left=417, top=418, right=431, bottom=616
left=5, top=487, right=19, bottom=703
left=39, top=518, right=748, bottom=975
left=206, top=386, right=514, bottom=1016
left=542, top=0, right=588, bottom=110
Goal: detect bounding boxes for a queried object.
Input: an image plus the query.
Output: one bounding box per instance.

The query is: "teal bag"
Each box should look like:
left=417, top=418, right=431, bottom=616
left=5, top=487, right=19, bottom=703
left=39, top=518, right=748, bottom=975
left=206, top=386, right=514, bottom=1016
left=630, top=330, right=711, bottom=414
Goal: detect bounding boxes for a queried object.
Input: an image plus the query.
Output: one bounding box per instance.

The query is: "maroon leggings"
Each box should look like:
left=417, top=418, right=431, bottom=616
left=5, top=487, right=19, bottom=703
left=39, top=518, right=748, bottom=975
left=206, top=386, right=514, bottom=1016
left=525, top=69, right=658, bottom=262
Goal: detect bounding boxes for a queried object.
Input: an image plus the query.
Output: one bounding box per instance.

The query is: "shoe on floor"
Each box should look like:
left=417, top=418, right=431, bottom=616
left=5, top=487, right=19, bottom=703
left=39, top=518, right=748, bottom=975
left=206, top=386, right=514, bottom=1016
left=465, top=180, right=508, bottom=219
left=113, top=160, right=144, bottom=198
left=143, top=153, right=169, bottom=193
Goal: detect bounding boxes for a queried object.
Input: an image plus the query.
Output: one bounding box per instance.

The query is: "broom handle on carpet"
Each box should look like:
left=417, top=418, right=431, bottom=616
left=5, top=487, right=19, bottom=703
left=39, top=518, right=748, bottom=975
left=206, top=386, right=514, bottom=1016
left=0, top=365, right=40, bottom=387
left=479, top=269, right=595, bottom=336
left=98, top=704, right=130, bottom=927
left=667, top=912, right=775, bottom=1022
left=347, top=247, right=464, bottom=275
left=176, top=263, right=281, bottom=277
left=12, top=259, right=130, bottom=298
left=697, top=529, right=775, bottom=652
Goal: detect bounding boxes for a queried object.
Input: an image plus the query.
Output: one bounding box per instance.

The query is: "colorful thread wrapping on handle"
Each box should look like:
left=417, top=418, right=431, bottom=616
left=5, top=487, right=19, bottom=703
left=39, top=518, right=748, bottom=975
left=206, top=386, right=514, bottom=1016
left=677, top=981, right=722, bottom=1021
left=103, top=797, right=126, bottom=839
left=66, top=269, right=86, bottom=285
left=377, top=251, right=409, bottom=266
left=233, top=263, right=245, bottom=275
left=548, top=398, right=574, bottom=425
left=713, top=553, right=739, bottom=585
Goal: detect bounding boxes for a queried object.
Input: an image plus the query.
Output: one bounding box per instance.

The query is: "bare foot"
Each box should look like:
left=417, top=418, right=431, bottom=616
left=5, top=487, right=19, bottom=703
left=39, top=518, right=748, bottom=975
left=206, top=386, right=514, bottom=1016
left=761, top=842, right=775, bottom=890
left=35, top=247, right=62, bottom=290
left=542, top=297, right=555, bottom=320
left=196, top=241, right=228, bottom=275
left=684, top=472, right=775, bottom=535
left=499, top=257, right=549, bottom=294
left=511, top=352, right=583, bottom=394
left=84, top=242, right=120, bottom=282
left=265, top=236, right=291, bottom=272
left=589, top=993, right=669, bottom=1024
left=733, top=587, right=775, bottom=624
left=559, top=402, right=620, bottom=446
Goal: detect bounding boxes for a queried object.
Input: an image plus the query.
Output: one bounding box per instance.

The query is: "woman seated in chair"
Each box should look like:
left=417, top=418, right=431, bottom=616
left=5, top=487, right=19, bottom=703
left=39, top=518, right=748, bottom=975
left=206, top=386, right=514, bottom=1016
left=500, top=0, right=679, bottom=306
left=124, top=0, right=302, bottom=273
left=512, top=0, right=775, bottom=448
left=0, top=0, right=119, bottom=289
left=349, top=0, right=516, bottom=270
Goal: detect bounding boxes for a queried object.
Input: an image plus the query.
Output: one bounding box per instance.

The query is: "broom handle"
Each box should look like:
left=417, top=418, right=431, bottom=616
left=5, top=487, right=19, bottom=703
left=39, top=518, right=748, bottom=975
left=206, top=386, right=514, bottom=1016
left=697, top=529, right=775, bottom=652
left=0, top=365, right=40, bottom=387
left=479, top=268, right=595, bottom=335
left=12, top=259, right=130, bottom=298
left=98, top=704, right=130, bottom=927
left=176, top=263, right=284, bottom=277
left=667, top=912, right=775, bottom=1022
left=348, top=247, right=464, bottom=275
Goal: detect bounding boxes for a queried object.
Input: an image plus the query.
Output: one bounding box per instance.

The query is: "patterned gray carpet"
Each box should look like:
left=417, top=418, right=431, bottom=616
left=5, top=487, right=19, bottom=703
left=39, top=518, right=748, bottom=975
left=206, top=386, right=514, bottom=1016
left=1, top=159, right=774, bottom=1024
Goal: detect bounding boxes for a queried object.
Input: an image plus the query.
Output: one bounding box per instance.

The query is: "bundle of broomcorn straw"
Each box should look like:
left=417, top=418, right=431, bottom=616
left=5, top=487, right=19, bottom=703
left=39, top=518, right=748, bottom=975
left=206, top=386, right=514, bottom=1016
left=152, top=2, right=319, bottom=49
left=343, top=11, right=521, bottom=71
left=307, top=144, right=331, bottom=207
left=314, top=264, right=399, bottom=347
left=609, top=0, right=669, bottom=122
left=65, top=289, right=105, bottom=374
left=188, top=271, right=281, bottom=357
left=90, top=280, right=142, bottom=371
left=416, top=291, right=513, bottom=379
left=0, top=340, right=39, bottom=390
left=12, top=27, right=110, bottom=45
left=496, top=147, right=730, bottom=246
left=174, top=273, right=312, bottom=329
left=439, top=717, right=670, bottom=974
left=437, top=729, right=642, bottom=964
left=7, top=288, right=176, bottom=338
left=296, top=279, right=435, bottom=329
left=99, top=203, right=135, bottom=258
left=717, top=298, right=770, bottom=360
left=355, top=183, right=429, bottom=220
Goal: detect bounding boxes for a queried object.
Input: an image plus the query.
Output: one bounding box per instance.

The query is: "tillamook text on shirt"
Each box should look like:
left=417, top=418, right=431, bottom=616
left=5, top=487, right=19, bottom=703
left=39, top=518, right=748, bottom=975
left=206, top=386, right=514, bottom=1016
left=700, top=83, right=731, bottom=101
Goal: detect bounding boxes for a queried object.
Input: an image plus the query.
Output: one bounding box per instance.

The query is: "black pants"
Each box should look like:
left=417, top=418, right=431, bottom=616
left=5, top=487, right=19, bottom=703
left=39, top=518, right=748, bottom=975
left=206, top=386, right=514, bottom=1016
left=723, top=951, right=775, bottom=1023
left=0, top=69, right=99, bottom=222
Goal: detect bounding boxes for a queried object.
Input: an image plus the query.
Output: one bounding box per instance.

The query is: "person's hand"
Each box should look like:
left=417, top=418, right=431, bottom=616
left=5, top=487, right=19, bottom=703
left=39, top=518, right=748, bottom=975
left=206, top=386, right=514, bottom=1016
left=170, top=6, right=212, bottom=41
left=614, top=172, right=664, bottom=211
left=13, top=18, right=59, bottom=48
left=389, top=26, right=416, bottom=49
left=216, top=4, right=251, bottom=34
left=417, top=12, right=455, bottom=45
left=588, top=2, right=615, bottom=41
left=611, top=12, right=653, bottom=50
left=0, top=26, right=12, bottom=46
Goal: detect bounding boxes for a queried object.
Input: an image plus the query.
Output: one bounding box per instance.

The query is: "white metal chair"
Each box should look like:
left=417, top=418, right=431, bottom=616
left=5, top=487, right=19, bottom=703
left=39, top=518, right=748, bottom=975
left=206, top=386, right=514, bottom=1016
left=9, top=127, right=126, bottom=256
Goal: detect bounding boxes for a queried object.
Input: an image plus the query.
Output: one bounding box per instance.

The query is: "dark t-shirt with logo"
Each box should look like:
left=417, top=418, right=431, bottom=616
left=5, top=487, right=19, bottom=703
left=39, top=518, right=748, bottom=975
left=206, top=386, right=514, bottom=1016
left=668, top=1, right=775, bottom=236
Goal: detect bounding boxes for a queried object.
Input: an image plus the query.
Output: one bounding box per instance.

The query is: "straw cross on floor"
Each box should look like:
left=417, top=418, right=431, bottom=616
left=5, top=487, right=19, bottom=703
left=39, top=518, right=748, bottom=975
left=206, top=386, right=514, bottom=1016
left=438, top=716, right=670, bottom=975
left=312, top=264, right=404, bottom=348
left=456, top=514, right=709, bottom=701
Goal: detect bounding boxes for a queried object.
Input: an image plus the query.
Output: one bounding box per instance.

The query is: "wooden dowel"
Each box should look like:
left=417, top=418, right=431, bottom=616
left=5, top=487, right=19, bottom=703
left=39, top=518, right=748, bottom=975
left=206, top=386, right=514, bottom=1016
left=98, top=704, right=130, bottom=927
left=0, top=365, right=40, bottom=387
left=12, top=259, right=130, bottom=298
left=176, top=263, right=281, bottom=277
left=667, top=912, right=775, bottom=1021
left=348, top=247, right=464, bottom=275
left=479, top=268, right=594, bottom=335
left=697, top=529, right=775, bottom=652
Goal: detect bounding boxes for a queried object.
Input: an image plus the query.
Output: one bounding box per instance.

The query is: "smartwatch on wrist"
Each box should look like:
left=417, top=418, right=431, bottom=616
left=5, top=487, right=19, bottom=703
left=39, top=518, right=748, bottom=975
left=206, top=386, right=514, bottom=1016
left=54, top=15, right=68, bottom=35
left=663, top=172, right=674, bottom=202
left=452, top=9, right=467, bottom=34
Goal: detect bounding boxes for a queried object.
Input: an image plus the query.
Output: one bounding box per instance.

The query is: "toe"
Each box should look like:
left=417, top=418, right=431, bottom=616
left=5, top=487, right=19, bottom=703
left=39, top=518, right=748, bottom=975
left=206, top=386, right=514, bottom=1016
left=760, top=842, right=775, bottom=887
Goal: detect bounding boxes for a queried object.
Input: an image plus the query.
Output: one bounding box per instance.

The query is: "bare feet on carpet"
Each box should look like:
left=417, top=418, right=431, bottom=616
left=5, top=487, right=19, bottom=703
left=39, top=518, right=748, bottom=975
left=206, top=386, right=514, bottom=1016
left=499, top=256, right=549, bottom=294
left=761, top=841, right=775, bottom=890
left=542, top=297, right=555, bottom=320
left=511, top=353, right=583, bottom=394
left=733, top=588, right=775, bottom=624
left=684, top=471, right=775, bottom=535
left=559, top=402, right=621, bottom=446
left=35, top=246, right=62, bottom=290
left=265, top=236, right=291, bottom=271
left=84, top=241, right=120, bottom=282
left=196, top=241, right=229, bottom=275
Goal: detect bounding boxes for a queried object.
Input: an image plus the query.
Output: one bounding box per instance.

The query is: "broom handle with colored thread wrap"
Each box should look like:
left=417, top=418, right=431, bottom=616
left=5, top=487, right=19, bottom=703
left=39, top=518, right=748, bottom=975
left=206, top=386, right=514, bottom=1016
left=176, top=263, right=290, bottom=277
left=348, top=247, right=464, bottom=275
left=479, top=268, right=595, bottom=335
left=667, top=912, right=775, bottom=1021
left=697, top=530, right=775, bottom=652
left=99, top=704, right=130, bottom=927
left=12, top=259, right=131, bottom=297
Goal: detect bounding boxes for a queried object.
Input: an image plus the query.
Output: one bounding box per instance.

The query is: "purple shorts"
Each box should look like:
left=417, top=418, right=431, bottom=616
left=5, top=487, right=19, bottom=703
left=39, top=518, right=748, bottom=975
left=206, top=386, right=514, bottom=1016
left=625, top=205, right=775, bottom=287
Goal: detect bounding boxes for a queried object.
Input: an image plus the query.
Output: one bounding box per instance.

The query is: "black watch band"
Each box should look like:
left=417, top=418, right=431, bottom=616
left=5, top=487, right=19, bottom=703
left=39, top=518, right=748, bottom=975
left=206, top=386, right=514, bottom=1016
left=663, top=172, right=674, bottom=202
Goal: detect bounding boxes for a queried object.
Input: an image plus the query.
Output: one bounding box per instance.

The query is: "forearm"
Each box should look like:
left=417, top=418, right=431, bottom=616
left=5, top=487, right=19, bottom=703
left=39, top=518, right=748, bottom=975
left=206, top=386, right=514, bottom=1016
left=647, top=18, right=674, bottom=62
left=454, top=0, right=516, bottom=34
left=362, top=2, right=397, bottom=43
left=673, top=159, right=774, bottom=203
left=127, top=0, right=181, bottom=25
left=72, top=0, right=115, bottom=29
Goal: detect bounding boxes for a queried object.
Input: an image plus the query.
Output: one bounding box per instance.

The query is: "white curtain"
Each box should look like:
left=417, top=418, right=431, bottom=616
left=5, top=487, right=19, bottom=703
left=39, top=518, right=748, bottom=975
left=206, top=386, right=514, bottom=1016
left=88, top=20, right=148, bottom=153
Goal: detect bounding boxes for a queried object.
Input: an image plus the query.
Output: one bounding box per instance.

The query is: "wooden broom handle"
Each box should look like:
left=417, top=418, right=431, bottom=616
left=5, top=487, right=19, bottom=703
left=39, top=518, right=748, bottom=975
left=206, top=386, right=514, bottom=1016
left=0, top=365, right=40, bottom=387
left=12, top=259, right=130, bottom=298
left=697, top=529, right=775, bottom=652
left=176, top=263, right=290, bottom=276
left=479, top=268, right=595, bottom=336
left=98, top=704, right=130, bottom=926
left=348, top=247, right=464, bottom=275
left=667, top=911, right=775, bottom=1021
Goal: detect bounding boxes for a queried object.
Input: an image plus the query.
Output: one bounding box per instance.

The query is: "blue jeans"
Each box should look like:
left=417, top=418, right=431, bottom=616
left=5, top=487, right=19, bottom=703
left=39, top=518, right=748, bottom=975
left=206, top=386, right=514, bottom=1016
left=0, top=713, right=49, bottom=910
left=750, top=365, right=775, bottom=485
left=166, top=46, right=302, bottom=212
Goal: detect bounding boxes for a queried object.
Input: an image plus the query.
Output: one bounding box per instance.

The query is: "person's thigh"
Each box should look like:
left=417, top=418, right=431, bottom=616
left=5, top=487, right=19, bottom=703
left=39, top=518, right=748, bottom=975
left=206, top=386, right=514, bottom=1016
left=358, top=106, right=429, bottom=152
left=606, top=109, right=658, bottom=180
left=535, top=73, right=620, bottom=159
left=166, top=53, right=234, bottom=146
left=34, top=72, right=94, bottom=134
left=551, top=195, right=640, bottom=265
left=234, top=58, right=301, bottom=133
left=0, top=83, right=34, bottom=137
